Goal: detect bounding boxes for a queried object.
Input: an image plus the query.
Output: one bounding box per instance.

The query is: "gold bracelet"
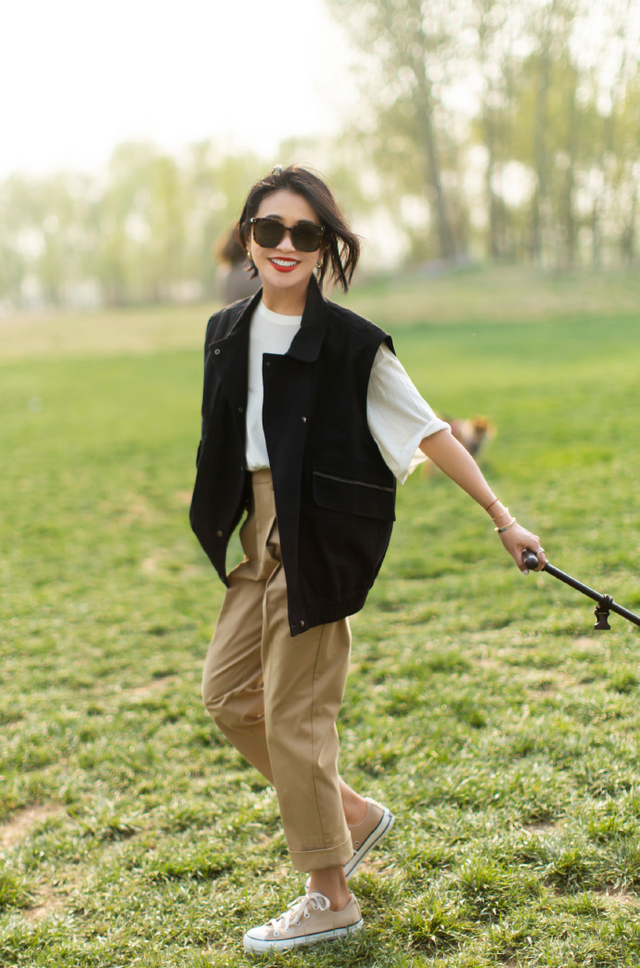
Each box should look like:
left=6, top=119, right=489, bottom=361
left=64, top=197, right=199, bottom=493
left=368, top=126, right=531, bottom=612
left=491, top=506, right=510, bottom=522
left=495, top=517, right=516, bottom=533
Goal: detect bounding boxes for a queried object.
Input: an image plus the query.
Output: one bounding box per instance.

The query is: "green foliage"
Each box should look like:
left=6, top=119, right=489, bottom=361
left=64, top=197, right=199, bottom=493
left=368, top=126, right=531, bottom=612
left=0, top=872, right=33, bottom=912
left=3, top=4, right=640, bottom=309
left=327, top=0, right=640, bottom=266
left=0, top=142, right=266, bottom=310
left=1, top=272, right=640, bottom=965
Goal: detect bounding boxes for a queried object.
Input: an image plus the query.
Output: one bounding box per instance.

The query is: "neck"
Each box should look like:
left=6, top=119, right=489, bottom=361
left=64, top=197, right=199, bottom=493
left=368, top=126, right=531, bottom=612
left=261, top=279, right=309, bottom=316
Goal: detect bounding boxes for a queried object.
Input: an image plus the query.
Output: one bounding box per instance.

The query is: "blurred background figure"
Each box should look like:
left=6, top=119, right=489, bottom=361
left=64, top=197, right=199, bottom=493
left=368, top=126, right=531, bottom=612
left=216, top=228, right=262, bottom=305
left=449, top=415, right=495, bottom=459
left=422, top=415, right=495, bottom=477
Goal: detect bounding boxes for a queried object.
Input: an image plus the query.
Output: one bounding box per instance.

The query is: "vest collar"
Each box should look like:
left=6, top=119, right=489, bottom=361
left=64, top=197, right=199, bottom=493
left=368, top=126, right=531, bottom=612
left=286, top=275, right=329, bottom=362
left=218, top=275, right=329, bottom=363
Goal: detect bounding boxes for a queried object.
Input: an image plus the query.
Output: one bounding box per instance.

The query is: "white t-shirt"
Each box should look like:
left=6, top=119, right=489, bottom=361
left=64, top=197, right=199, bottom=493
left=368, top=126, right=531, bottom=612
left=245, top=302, right=303, bottom=472
left=245, top=300, right=449, bottom=482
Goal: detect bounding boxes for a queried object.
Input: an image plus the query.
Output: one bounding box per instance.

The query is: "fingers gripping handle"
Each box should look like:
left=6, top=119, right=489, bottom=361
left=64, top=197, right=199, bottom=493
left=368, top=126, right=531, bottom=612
left=522, top=549, right=540, bottom=571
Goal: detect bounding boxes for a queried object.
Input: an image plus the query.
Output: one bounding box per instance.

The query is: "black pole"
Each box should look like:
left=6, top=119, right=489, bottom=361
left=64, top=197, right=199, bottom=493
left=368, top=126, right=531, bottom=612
left=522, top=550, right=640, bottom=629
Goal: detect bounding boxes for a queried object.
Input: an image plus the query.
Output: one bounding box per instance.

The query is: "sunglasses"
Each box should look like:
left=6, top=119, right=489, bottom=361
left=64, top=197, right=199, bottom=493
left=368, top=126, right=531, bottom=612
left=249, top=217, right=325, bottom=252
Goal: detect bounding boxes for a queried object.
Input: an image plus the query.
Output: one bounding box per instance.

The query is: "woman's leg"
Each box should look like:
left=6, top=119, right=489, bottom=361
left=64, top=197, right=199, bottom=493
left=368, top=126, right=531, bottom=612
left=202, top=471, right=376, bottom=905
left=259, top=518, right=354, bottom=875
left=339, top=778, right=368, bottom=825
left=201, top=481, right=370, bottom=826
left=201, top=472, right=277, bottom=778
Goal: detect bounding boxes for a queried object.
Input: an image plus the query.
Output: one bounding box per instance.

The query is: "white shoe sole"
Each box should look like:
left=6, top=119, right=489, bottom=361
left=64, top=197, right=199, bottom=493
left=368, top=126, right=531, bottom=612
left=243, top=917, right=364, bottom=953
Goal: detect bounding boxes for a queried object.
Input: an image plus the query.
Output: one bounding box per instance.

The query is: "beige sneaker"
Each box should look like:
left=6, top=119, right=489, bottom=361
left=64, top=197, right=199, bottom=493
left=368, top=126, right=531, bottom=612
left=305, top=798, right=395, bottom=892
left=345, top=798, right=394, bottom=878
left=243, top=892, right=363, bottom=953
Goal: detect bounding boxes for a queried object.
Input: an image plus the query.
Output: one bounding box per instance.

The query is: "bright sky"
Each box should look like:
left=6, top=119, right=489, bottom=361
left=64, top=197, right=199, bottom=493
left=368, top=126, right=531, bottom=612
left=2, top=0, right=355, bottom=179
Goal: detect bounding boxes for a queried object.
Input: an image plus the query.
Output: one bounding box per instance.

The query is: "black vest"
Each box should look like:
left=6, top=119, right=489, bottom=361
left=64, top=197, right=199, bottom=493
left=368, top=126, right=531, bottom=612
left=190, top=277, right=397, bottom=637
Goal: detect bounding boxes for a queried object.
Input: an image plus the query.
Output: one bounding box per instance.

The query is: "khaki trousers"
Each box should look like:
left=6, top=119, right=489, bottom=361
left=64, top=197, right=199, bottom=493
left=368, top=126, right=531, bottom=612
left=202, top=469, right=353, bottom=872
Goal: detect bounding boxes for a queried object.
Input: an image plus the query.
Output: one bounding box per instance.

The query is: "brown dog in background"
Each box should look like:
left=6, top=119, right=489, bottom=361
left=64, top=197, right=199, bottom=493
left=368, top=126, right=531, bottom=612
left=448, top=416, right=495, bottom=458
left=421, top=415, right=495, bottom=475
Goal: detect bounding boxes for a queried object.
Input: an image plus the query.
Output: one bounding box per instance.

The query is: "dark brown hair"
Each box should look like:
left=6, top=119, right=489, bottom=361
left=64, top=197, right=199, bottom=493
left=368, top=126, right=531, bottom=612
left=236, top=164, right=360, bottom=293
left=217, top=228, right=249, bottom=267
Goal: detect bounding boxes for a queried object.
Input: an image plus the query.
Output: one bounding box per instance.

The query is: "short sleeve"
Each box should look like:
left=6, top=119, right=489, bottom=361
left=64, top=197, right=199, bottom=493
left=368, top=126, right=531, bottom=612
left=367, top=343, right=450, bottom=483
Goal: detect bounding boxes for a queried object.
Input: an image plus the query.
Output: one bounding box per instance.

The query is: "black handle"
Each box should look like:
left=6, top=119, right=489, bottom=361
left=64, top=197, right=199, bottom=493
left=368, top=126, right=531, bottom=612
left=522, top=549, right=540, bottom=570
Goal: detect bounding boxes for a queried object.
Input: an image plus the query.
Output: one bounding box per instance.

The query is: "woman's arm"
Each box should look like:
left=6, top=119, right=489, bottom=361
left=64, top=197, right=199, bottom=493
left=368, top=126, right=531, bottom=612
left=419, top=428, right=546, bottom=573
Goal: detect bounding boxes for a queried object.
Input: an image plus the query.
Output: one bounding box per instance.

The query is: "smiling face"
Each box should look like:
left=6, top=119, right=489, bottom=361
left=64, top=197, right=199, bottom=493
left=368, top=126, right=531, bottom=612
left=248, top=189, right=324, bottom=314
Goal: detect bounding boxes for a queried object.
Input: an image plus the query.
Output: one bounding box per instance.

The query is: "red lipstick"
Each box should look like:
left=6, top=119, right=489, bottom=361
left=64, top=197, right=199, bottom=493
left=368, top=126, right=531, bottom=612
left=269, top=258, right=299, bottom=273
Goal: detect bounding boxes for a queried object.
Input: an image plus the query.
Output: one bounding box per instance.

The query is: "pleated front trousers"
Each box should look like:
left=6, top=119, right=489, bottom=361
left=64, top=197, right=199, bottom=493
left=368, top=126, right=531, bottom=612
left=202, top=469, right=354, bottom=872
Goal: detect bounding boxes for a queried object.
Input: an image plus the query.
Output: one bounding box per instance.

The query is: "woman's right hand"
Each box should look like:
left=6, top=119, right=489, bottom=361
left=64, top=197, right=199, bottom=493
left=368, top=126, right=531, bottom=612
left=499, top=521, right=546, bottom=574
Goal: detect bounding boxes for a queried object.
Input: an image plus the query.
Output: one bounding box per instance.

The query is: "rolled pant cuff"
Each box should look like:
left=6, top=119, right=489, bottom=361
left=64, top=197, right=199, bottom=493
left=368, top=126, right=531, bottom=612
left=289, top=834, right=353, bottom=873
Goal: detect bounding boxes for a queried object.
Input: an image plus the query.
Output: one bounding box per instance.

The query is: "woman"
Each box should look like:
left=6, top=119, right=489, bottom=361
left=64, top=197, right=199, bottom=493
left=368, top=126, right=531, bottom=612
left=190, top=165, right=545, bottom=954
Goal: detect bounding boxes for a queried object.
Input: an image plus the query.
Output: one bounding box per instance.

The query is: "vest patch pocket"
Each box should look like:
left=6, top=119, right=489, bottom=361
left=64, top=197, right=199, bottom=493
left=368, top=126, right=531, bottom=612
left=312, top=469, right=395, bottom=521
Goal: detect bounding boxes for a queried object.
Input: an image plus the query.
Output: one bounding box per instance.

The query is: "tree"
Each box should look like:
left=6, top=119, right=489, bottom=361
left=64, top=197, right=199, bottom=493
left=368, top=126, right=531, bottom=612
left=616, top=70, right=640, bottom=266
left=326, top=0, right=461, bottom=260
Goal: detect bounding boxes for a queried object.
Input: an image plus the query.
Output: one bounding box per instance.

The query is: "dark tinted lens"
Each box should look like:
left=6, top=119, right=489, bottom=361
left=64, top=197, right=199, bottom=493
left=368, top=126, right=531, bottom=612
left=290, top=223, right=324, bottom=252
left=251, top=218, right=324, bottom=252
left=252, top=219, right=286, bottom=248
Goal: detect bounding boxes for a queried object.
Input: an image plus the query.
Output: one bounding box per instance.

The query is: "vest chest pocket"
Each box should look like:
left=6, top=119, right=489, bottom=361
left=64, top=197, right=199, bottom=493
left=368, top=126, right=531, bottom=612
left=312, top=470, right=395, bottom=521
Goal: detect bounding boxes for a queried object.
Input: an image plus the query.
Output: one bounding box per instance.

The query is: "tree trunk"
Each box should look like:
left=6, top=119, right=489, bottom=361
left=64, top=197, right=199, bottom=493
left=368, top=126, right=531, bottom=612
left=416, top=103, right=457, bottom=260
left=562, top=167, right=576, bottom=269
left=530, top=51, right=551, bottom=264
left=562, top=80, right=579, bottom=268
left=410, top=34, right=457, bottom=261
left=592, top=192, right=602, bottom=269
left=621, top=189, right=636, bottom=266
left=485, top=118, right=501, bottom=261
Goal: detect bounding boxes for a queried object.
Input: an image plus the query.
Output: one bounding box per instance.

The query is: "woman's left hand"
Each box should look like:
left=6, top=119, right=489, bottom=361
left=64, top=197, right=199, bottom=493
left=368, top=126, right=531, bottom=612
left=499, top=522, right=546, bottom=573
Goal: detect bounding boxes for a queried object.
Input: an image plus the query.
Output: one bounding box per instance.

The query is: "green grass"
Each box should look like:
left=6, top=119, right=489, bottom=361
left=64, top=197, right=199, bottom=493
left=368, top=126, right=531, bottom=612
left=1, top=268, right=640, bottom=966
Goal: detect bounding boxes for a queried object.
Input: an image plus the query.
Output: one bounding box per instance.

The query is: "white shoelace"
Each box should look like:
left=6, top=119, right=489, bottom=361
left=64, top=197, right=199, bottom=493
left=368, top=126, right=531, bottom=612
left=268, top=892, right=330, bottom=935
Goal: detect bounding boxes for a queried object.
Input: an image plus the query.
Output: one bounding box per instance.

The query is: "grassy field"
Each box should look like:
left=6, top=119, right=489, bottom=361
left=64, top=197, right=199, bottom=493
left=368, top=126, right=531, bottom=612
left=1, top=267, right=640, bottom=967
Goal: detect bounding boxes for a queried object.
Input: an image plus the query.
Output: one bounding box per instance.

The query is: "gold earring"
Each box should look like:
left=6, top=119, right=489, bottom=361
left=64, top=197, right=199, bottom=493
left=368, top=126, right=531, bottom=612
left=316, top=260, right=323, bottom=269
left=246, top=250, right=252, bottom=261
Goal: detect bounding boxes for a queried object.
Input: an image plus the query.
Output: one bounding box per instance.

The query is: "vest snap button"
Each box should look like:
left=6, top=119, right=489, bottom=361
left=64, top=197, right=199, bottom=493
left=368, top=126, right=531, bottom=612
left=301, top=416, right=307, bottom=422
left=300, top=619, right=305, bottom=627
left=216, top=530, right=223, bottom=537
left=214, top=348, right=221, bottom=355
left=238, top=406, right=243, bottom=412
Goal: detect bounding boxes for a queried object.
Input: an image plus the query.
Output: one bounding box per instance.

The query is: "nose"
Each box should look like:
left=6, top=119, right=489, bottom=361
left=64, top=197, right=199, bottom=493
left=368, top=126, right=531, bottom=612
left=275, top=227, right=295, bottom=251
